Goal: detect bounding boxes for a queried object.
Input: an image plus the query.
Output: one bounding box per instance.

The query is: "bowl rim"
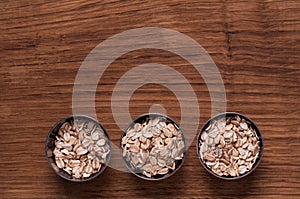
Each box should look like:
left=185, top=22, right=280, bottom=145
left=45, top=115, right=112, bottom=182
left=196, top=112, right=264, bottom=180
left=120, top=113, right=187, bottom=181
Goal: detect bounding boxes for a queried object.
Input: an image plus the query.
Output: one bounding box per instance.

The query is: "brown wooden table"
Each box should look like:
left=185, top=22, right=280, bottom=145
left=1, top=0, right=299, bottom=198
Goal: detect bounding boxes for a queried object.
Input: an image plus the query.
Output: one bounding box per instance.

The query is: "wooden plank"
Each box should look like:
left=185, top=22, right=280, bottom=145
left=0, top=0, right=299, bottom=198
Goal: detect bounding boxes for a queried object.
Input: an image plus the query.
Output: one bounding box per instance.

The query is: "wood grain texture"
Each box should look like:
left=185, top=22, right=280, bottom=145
left=0, top=0, right=299, bottom=198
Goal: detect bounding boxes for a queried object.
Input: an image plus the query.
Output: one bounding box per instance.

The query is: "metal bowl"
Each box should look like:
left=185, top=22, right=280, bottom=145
left=196, top=112, right=264, bottom=180
left=45, top=115, right=111, bottom=182
left=121, top=113, right=187, bottom=180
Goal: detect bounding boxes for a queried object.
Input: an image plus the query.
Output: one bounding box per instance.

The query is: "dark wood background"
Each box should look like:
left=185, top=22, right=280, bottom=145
left=1, top=0, right=299, bottom=198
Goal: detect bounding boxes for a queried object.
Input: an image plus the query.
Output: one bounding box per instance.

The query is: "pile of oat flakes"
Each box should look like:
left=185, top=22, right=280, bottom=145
left=199, top=115, right=260, bottom=177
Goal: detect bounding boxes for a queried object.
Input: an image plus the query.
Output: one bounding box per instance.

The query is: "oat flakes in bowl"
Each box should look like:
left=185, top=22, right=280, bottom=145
left=45, top=115, right=111, bottom=182
left=121, top=113, right=186, bottom=180
left=197, top=112, right=264, bottom=180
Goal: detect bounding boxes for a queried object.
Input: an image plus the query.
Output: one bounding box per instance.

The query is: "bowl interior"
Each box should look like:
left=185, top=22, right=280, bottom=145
left=45, top=115, right=111, bottom=182
left=121, top=113, right=186, bottom=180
left=196, top=112, right=264, bottom=180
